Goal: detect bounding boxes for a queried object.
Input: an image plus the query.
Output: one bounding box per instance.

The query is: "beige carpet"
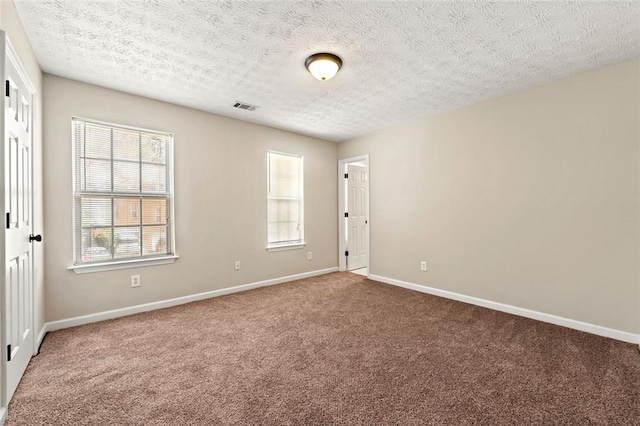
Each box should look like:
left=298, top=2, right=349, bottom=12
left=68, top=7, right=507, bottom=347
left=7, top=272, right=640, bottom=425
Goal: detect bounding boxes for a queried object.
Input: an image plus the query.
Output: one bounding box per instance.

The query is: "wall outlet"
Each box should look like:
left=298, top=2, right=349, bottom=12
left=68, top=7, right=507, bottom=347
left=234, top=260, right=240, bottom=271
left=131, top=274, right=141, bottom=287
left=307, top=251, right=312, bottom=260
left=420, top=261, right=427, bottom=272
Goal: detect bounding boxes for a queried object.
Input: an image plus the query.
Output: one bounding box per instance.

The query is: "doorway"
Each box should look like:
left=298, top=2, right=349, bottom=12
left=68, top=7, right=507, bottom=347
left=338, top=155, right=369, bottom=275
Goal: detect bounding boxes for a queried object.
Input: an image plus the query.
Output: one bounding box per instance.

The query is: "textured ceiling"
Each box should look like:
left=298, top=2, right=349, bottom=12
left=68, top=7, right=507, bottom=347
left=14, top=0, right=640, bottom=142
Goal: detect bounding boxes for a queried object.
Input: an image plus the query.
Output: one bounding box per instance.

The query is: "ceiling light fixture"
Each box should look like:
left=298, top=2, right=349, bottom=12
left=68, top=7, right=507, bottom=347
left=305, top=53, right=342, bottom=81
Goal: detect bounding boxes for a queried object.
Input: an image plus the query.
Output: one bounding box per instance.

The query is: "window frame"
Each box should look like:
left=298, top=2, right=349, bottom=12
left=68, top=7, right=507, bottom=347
left=68, top=117, right=178, bottom=274
left=266, top=150, right=305, bottom=251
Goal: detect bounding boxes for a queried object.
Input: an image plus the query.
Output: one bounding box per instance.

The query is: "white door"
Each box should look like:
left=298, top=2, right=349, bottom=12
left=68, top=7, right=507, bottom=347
left=346, top=164, right=368, bottom=270
left=3, top=36, right=35, bottom=403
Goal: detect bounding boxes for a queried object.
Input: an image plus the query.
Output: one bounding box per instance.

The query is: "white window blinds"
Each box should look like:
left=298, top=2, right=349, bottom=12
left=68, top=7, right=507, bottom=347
left=72, top=118, right=174, bottom=265
left=267, top=152, right=304, bottom=248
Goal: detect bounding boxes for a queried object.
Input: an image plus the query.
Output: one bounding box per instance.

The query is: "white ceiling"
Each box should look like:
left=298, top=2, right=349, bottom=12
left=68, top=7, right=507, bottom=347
left=14, top=1, right=640, bottom=142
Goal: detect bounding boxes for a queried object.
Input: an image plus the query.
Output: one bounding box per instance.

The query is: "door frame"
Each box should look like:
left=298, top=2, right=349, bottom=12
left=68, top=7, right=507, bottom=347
left=338, top=154, right=370, bottom=273
left=0, top=32, right=37, bottom=410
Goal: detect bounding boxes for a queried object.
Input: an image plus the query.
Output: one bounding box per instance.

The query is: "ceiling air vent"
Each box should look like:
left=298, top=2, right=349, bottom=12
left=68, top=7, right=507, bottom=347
left=233, top=101, right=258, bottom=112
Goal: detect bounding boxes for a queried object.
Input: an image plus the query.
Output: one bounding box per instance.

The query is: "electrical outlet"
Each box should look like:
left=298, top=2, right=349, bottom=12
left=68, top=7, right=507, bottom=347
left=420, top=261, right=427, bottom=272
left=307, top=251, right=312, bottom=260
left=131, top=274, right=140, bottom=287
left=234, top=260, right=240, bottom=271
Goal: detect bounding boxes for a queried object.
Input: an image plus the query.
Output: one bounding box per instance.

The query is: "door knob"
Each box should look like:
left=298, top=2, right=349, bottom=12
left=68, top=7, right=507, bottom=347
left=29, top=234, right=42, bottom=242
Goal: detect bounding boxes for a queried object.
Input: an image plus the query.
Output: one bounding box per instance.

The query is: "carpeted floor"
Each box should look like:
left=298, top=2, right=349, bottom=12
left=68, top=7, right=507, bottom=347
left=6, top=272, right=640, bottom=425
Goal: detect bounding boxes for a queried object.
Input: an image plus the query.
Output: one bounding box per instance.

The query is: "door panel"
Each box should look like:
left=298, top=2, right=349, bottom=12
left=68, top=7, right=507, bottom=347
left=4, top=43, right=34, bottom=402
left=347, top=164, right=368, bottom=271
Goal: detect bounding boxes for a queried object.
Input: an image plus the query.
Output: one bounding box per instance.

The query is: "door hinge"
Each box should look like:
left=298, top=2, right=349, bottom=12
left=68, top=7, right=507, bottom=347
left=344, top=212, right=348, bottom=218
left=345, top=250, right=349, bottom=256
left=5, top=80, right=9, bottom=97
left=5, top=212, right=9, bottom=229
left=7, top=344, right=11, bottom=362
left=344, top=173, right=348, bottom=179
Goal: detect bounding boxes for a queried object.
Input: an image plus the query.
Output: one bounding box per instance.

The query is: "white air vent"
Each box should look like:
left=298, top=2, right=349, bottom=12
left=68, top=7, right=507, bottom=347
left=233, top=101, right=258, bottom=112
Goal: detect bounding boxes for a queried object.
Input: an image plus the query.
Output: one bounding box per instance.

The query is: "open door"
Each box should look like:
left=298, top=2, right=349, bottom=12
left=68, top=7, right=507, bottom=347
left=346, top=164, right=368, bottom=271
left=1, top=32, right=37, bottom=406
left=338, top=155, right=369, bottom=274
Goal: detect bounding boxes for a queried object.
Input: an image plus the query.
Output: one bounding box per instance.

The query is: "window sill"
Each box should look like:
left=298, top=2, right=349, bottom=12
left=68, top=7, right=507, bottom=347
left=266, top=243, right=306, bottom=252
left=68, top=255, right=179, bottom=274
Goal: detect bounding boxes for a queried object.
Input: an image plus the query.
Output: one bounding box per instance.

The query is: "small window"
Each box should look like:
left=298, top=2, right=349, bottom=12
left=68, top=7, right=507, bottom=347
left=72, top=118, right=175, bottom=266
left=267, top=151, right=304, bottom=249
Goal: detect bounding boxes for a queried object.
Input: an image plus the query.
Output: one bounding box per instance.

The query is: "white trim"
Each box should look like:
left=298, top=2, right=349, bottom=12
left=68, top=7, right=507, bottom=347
left=70, top=116, right=173, bottom=137
left=266, top=243, right=306, bottom=251
left=46, top=267, right=338, bottom=332
left=71, top=117, right=176, bottom=272
left=338, top=154, right=370, bottom=272
left=369, top=274, right=640, bottom=344
left=68, top=255, right=179, bottom=274
left=266, top=151, right=304, bottom=248
left=5, top=39, right=35, bottom=94
left=0, top=406, right=6, bottom=426
left=35, top=325, right=48, bottom=354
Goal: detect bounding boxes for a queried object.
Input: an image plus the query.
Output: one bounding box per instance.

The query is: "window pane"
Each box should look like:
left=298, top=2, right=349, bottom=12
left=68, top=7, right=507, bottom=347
left=268, top=199, right=300, bottom=223
left=267, top=223, right=278, bottom=243
left=268, top=199, right=301, bottom=244
left=142, top=164, right=166, bottom=193
left=114, top=198, right=141, bottom=226
left=81, top=228, right=114, bottom=263
left=267, top=152, right=303, bottom=245
left=73, top=118, right=174, bottom=265
left=269, top=154, right=300, bottom=198
left=142, top=198, right=166, bottom=225
left=142, top=133, right=166, bottom=164
left=113, top=128, right=139, bottom=161
left=76, top=121, right=85, bottom=158
left=268, top=222, right=300, bottom=244
left=143, top=225, right=167, bottom=255
left=281, top=199, right=300, bottom=222
left=81, top=197, right=111, bottom=227
left=79, top=158, right=84, bottom=190
left=84, top=159, right=112, bottom=192
left=114, top=227, right=141, bottom=259
left=113, top=160, right=140, bottom=192
left=84, top=123, right=111, bottom=159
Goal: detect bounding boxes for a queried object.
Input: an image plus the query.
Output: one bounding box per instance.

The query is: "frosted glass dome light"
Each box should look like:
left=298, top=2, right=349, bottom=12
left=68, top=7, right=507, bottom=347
left=305, top=53, right=342, bottom=81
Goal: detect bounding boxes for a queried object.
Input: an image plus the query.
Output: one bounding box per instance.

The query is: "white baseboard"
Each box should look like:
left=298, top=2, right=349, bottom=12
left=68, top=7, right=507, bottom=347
left=368, top=274, right=640, bottom=345
left=46, top=267, right=338, bottom=332
left=0, top=407, right=6, bottom=426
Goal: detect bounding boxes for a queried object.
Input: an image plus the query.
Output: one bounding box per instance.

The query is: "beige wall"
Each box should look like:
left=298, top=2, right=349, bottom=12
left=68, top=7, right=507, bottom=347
left=17, top=1, right=640, bottom=336
left=1, top=1, right=45, bottom=337
left=339, top=57, right=640, bottom=334
left=44, top=75, right=338, bottom=321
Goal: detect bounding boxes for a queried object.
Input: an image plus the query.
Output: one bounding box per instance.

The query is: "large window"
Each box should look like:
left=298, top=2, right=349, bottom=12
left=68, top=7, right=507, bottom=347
left=267, top=151, right=304, bottom=249
left=72, top=118, right=174, bottom=267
